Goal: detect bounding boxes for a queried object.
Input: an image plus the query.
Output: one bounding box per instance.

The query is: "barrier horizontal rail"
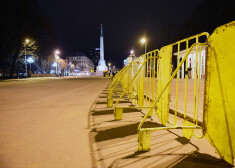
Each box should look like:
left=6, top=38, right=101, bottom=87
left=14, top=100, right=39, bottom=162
left=105, top=21, right=235, bottom=165
left=137, top=42, right=209, bottom=151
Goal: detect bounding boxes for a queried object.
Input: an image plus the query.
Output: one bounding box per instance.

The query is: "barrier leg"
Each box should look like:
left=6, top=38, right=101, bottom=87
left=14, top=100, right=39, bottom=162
left=115, top=108, right=123, bottom=120
left=107, top=92, right=113, bottom=107
left=138, top=130, right=151, bottom=151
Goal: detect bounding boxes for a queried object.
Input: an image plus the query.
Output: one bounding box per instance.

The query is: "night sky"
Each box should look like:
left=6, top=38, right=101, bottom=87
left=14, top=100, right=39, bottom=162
left=38, top=0, right=212, bottom=67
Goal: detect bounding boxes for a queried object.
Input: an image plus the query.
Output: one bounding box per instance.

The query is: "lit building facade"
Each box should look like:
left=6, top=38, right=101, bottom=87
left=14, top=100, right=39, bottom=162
left=123, top=53, right=136, bottom=66
left=89, top=48, right=100, bottom=70
left=65, top=52, right=94, bottom=76
left=173, top=46, right=206, bottom=79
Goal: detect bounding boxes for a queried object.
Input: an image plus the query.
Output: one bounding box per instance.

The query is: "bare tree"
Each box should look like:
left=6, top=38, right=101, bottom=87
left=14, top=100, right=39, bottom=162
left=0, top=0, right=50, bottom=78
left=39, top=55, right=54, bottom=73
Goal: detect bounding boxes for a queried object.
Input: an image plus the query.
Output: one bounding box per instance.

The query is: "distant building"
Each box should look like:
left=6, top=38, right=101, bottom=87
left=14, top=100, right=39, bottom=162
left=89, top=48, right=100, bottom=69
left=65, top=52, right=94, bottom=76
left=123, top=53, right=136, bottom=66
left=173, top=46, right=206, bottom=79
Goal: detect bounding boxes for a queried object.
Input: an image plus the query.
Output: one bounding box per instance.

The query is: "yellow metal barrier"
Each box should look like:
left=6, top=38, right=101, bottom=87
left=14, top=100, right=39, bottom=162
left=137, top=31, right=210, bottom=150
left=204, top=21, right=235, bottom=165
left=113, top=50, right=159, bottom=120
left=106, top=21, right=235, bottom=165
left=136, top=21, right=235, bottom=165
left=138, top=42, right=209, bottom=151
left=107, top=64, right=132, bottom=107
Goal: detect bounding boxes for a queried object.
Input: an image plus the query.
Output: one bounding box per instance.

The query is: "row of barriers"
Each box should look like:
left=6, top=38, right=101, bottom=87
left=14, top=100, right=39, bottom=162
left=106, top=21, right=235, bottom=165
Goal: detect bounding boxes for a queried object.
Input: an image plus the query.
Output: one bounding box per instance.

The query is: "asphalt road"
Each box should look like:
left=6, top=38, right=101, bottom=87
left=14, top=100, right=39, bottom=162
left=0, top=77, right=110, bottom=168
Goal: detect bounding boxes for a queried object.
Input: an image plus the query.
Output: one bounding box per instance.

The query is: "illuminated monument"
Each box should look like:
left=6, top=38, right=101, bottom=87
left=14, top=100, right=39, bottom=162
left=96, top=24, right=107, bottom=75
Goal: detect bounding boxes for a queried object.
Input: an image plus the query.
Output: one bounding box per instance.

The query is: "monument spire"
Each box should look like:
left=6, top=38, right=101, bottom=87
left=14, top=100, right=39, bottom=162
left=101, top=24, right=103, bottom=36
left=100, top=24, right=104, bottom=61
left=96, top=24, right=107, bottom=75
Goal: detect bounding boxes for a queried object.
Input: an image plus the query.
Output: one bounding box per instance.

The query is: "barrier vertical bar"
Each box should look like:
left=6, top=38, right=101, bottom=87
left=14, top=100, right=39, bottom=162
left=196, top=45, right=202, bottom=125
left=184, top=40, right=189, bottom=118
left=193, top=37, right=199, bottom=122
left=175, top=43, right=180, bottom=125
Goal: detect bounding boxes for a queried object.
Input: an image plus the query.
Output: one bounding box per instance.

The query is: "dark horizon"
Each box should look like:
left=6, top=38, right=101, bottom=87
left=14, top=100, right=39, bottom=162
left=1, top=0, right=235, bottom=70
left=37, top=0, right=213, bottom=68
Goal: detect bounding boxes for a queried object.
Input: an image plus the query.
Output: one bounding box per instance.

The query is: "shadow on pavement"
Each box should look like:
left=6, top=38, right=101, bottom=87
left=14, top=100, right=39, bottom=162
left=152, top=151, right=233, bottom=168
left=92, top=121, right=163, bottom=143
left=89, top=88, right=234, bottom=168
left=95, top=100, right=130, bottom=104
left=92, top=123, right=139, bottom=142
left=91, top=108, right=142, bottom=116
left=175, top=137, right=190, bottom=145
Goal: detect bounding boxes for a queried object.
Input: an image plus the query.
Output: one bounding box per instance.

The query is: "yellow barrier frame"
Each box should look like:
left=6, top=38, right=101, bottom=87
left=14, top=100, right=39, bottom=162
left=137, top=42, right=209, bottom=151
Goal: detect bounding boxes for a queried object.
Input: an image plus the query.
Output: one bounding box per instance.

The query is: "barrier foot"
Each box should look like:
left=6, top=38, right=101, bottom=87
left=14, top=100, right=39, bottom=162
left=138, top=130, right=151, bottom=151
left=182, top=120, right=194, bottom=140
left=114, top=108, right=123, bottom=120
left=107, top=93, right=113, bottom=107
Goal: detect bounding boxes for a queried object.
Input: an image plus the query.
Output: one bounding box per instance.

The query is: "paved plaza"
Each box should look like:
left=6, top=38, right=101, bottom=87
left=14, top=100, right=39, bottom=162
left=0, top=77, right=110, bottom=168
left=0, top=77, right=232, bottom=168
left=144, top=78, right=204, bottom=122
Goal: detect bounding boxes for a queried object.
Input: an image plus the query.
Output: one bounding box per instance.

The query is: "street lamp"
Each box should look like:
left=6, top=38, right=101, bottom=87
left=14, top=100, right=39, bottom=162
left=108, top=63, right=111, bottom=70
left=54, top=49, right=60, bottom=75
left=140, top=37, right=147, bottom=54
left=71, top=64, right=75, bottom=76
left=27, top=57, right=34, bottom=74
left=24, top=38, right=30, bottom=76
left=130, top=50, right=134, bottom=55
left=55, top=50, right=60, bottom=55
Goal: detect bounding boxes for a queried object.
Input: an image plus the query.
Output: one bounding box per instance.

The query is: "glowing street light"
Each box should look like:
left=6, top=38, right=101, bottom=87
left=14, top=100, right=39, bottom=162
left=27, top=57, right=34, bottom=63
left=24, top=38, right=31, bottom=76
left=141, top=38, right=146, bottom=43
left=54, top=49, right=60, bottom=75
left=52, top=62, right=57, bottom=67
left=55, top=50, right=60, bottom=55
left=108, top=63, right=111, bottom=71
left=130, top=50, right=134, bottom=55
left=25, top=39, right=30, bottom=44
left=140, top=37, right=147, bottom=54
left=27, top=57, right=34, bottom=74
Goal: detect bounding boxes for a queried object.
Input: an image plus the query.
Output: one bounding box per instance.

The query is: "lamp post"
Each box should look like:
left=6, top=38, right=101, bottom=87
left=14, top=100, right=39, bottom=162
left=54, top=50, right=60, bottom=75
left=140, top=38, right=147, bottom=54
left=108, top=63, right=111, bottom=71
left=130, top=50, right=134, bottom=55
left=24, top=39, right=30, bottom=76
left=27, top=57, right=34, bottom=74
left=68, top=62, right=71, bottom=76
left=71, top=64, right=75, bottom=76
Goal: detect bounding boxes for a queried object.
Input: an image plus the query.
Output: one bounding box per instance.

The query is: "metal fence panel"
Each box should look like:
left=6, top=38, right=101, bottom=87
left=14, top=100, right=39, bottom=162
left=156, top=45, right=172, bottom=126
left=137, top=56, right=145, bottom=107
left=204, top=21, right=235, bottom=165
